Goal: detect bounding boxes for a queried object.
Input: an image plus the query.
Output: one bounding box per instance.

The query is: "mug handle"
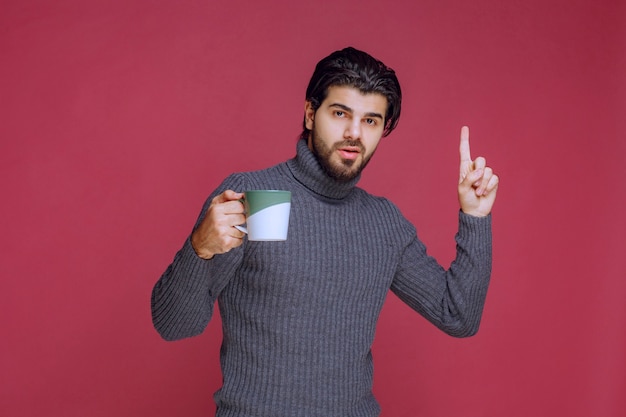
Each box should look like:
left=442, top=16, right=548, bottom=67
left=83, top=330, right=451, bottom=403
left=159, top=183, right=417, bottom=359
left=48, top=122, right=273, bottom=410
left=235, top=197, right=248, bottom=234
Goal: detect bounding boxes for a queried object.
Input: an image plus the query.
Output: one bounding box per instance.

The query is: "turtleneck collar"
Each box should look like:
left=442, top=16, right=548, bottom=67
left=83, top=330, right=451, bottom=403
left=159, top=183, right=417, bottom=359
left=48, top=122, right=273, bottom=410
left=286, top=138, right=360, bottom=200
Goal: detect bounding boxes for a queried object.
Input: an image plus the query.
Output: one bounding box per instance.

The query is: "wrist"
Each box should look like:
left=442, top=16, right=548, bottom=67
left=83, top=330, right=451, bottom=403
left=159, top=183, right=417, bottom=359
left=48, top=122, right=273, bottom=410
left=190, top=234, right=214, bottom=260
left=461, top=208, right=490, bottom=218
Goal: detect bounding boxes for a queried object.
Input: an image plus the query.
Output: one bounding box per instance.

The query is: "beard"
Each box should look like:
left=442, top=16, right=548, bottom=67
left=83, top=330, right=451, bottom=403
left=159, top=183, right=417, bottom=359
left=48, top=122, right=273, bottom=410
left=309, top=126, right=376, bottom=183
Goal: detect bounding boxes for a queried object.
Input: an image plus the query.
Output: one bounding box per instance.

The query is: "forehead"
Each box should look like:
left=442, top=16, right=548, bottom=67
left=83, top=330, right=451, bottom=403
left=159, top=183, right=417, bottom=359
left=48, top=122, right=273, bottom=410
left=323, top=85, right=387, bottom=115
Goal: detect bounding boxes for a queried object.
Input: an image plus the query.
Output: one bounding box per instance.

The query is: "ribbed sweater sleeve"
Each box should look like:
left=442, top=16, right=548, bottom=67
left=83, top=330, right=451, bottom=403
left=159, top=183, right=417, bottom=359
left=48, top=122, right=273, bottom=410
left=151, top=174, right=247, bottom=341
left=391, top=211, right=492, bottom=337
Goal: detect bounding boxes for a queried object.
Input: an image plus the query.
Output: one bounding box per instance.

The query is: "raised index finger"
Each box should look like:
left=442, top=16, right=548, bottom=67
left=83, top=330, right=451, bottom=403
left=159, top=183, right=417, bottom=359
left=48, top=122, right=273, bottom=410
left=459, top=126, right=472, bottom=163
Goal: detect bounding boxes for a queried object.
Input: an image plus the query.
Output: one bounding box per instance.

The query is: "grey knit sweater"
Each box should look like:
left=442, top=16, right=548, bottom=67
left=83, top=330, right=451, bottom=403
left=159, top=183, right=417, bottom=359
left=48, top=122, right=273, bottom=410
left=151, top=139, right=492, bottom=417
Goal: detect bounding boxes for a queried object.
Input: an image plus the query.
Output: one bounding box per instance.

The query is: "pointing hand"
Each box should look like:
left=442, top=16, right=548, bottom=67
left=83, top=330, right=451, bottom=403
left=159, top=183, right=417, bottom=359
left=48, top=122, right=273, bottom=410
left=458, top=126, right=499, bottom=217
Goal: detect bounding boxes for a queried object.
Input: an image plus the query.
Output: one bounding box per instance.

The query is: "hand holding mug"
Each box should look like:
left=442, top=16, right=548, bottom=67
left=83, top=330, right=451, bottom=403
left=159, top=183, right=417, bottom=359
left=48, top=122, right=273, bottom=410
left=191, top=190, right=246, bottom=259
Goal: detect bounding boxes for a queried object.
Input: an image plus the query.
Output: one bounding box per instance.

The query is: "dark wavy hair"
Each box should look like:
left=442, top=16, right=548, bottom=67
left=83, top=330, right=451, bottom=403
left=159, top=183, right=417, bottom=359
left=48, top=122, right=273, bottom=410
left=302, top=46, right=402, bottom=139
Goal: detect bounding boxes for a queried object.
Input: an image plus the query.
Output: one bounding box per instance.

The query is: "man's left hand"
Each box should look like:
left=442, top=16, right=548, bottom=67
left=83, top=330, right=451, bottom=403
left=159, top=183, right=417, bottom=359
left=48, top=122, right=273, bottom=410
left=458, top=126, right=499, bottom=217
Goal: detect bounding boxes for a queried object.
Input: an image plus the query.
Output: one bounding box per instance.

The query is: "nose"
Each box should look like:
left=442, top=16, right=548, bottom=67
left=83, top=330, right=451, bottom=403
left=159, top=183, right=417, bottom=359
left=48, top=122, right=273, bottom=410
left=344, top=119, right=362, bottom=140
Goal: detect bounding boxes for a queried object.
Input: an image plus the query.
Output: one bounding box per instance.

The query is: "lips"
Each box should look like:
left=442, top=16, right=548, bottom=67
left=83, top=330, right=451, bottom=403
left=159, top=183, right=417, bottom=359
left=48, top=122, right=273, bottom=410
left=337, top=146, right=361, bottom=160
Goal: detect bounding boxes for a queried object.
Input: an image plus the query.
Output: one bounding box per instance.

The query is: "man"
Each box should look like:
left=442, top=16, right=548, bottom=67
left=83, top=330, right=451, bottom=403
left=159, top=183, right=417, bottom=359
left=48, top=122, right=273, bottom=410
left=152, top=46, right=499, bottom=417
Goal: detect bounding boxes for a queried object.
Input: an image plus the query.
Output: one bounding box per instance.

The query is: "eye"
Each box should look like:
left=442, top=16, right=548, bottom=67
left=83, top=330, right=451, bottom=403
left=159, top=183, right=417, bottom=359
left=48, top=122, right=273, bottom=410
left=365, top=118, right=377, bottom=126
left=335, top=111, right=345, bottom=117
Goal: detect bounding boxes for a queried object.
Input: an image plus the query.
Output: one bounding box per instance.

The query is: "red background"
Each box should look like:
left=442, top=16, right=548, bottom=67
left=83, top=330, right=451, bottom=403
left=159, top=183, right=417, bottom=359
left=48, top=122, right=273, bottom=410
left=2, top=0, right=625, bottom=416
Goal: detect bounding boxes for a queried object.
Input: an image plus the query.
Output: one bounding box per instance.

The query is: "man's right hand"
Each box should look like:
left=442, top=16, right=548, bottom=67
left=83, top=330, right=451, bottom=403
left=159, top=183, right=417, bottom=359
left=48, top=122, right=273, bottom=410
left=191, top=190, right=246, bottom=259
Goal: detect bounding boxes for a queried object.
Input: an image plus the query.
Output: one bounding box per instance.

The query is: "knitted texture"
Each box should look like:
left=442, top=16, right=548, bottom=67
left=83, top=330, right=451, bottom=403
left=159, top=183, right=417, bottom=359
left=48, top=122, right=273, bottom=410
left=151, top=139, right=493, bottom=417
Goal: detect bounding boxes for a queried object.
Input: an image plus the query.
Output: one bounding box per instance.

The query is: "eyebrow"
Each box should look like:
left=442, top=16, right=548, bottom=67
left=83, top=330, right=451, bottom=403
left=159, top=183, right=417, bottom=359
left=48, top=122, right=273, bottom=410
left=328, top=103, right=384, bottom=120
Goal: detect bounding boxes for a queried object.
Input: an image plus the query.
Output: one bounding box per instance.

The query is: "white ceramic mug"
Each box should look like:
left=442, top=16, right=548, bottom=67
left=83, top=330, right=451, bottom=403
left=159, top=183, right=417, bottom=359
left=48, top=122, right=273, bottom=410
left=235, top=190, right=291, bottom=241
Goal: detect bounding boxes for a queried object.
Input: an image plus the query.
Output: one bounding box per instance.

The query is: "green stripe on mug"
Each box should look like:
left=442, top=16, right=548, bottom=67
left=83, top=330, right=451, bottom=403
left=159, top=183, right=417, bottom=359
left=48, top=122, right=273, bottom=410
left=237, top=190, right=292, bottom=241
left=244, top=190, right=291, bottom=216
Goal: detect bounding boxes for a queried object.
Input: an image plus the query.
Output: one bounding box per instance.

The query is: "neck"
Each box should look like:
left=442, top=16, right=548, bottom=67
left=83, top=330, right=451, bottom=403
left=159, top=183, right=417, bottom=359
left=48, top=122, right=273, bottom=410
left=286, top=138, right=360, bottom=200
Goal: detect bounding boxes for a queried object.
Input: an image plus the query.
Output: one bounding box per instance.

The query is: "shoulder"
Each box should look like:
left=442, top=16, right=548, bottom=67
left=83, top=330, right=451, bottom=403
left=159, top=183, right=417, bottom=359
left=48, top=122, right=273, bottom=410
left=352, top=188, right=417, bottom=236
left=353, top=188, right=404, bottom=213
left=217, top=161, right=289, bottom=192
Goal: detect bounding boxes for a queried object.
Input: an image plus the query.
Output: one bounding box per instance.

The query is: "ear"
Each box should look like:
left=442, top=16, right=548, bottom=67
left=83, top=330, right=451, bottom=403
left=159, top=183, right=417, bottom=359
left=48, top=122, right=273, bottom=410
left=304, top=101, right=315, bottom=130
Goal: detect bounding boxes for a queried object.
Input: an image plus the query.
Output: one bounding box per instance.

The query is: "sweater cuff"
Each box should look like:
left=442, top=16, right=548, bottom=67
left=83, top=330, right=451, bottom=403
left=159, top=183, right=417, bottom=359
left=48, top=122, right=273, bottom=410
left=173, top=237, right=212, bottom=292
left=458, top=210, right=492, bottom=237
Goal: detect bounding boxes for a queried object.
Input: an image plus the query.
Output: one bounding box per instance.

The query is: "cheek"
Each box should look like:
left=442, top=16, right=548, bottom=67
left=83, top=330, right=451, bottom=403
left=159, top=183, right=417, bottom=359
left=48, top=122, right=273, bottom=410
left=315, top=117, right=341, bottom=140
left=364, top=133, right=383, bottom=152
